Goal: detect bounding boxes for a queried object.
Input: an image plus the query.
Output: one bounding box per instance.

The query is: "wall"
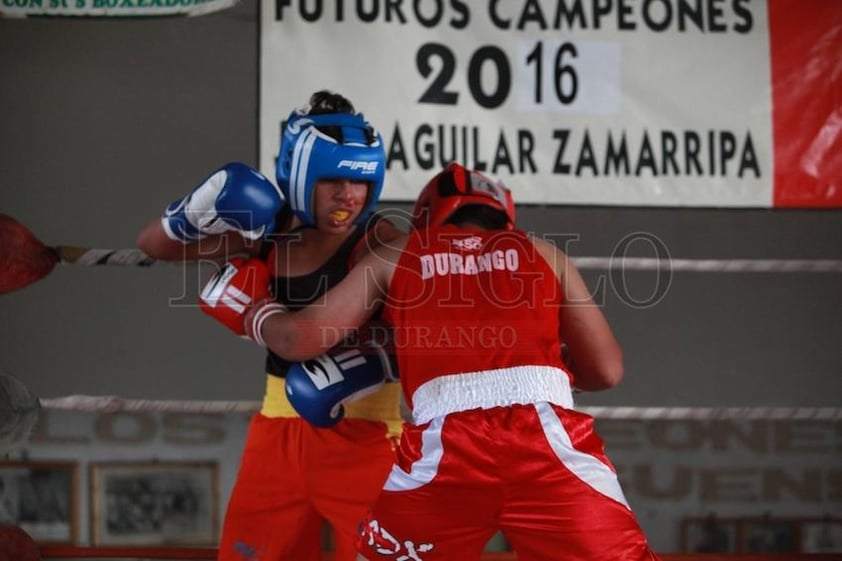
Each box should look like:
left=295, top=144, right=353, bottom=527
left=0, top=1, right=840, bottom=551
left=1, top=3, right=840, bottom=406
left=8, top=410, right=840, bottom=552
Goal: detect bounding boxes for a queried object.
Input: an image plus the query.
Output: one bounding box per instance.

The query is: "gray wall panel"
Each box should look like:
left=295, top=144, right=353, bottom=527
left=1, top=3, right=840, bottom=407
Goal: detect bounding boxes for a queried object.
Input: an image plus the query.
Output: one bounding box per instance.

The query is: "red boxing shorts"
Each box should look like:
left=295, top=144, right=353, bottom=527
left=218, top=377, right=399, bottom=561
left=358, top=402, right=660, bottom=561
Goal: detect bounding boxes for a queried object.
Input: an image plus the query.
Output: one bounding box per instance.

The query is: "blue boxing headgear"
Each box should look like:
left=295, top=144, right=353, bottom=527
left=276, top=109, right=386, bottom=226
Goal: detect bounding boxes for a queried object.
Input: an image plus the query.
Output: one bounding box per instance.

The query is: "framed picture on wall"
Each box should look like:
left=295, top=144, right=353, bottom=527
left=680, top=515, right=739, bottom=553
left=800, top=518, right=842, bottom=553
left=0, top=460, right=78, bottom=544
left=740, top=517, right=799, bottom=552
left=89, top=461, right=218, bottom=546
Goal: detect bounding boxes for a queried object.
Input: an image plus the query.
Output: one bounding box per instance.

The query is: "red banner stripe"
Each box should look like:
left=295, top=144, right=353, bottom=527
left=769, top=0, right=842, bottom=208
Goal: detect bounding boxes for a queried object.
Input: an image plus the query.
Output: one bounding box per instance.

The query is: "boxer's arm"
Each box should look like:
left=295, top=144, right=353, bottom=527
left=137, top=223, right=256, bottom=261
left=137, top=162, right=283, bottom=261
left=350, top=215, right=405, bottom=264
left=259, top=236, right=407, bottom=361
left=531, top=236, right=624, bottom=391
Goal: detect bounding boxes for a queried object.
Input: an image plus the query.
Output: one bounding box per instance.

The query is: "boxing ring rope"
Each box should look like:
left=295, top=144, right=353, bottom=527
left=46, top=254, right=842, bottom=274
left=4, top=210, right=842, bottom=297
left=47, top=253, right=842, bottom=273
left=29, top=244, right=842, bottom=422
left=38, top=396, right=842, bottom=420
left=26, top=388, right=842, bottom=559
left=29, top=242, right=842, bottom=420
left=573, top=257, right=842, bottom=273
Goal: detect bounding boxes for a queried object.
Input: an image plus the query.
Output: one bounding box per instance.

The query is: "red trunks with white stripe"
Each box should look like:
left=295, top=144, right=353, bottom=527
left=358, top=402, right=660, bottom=561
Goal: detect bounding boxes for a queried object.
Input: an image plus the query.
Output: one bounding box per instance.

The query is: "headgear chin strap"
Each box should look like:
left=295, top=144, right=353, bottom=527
left=276, top=109, right=386, bottom=226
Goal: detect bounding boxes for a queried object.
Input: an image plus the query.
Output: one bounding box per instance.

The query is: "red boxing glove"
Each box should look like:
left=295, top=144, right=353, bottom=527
left=200, top=257, right=273, bottom=337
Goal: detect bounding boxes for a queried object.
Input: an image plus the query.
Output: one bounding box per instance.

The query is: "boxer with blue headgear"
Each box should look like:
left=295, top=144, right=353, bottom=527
left=276, top=94, right=386, bottom=228
left=139, top=90, right=403, bottom=561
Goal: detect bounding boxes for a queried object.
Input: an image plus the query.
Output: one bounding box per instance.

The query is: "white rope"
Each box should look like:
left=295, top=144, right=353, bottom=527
left=572, top=257, right=842, bottom=273
left=40, top=396, right=261, bottom=414
left=39, top=396, right=842, bottom=420
left=57, top=246, right=156, bottom=267
left=579, top=406, right=842, bottom=420
left=47, top=245, right=842, bottom=273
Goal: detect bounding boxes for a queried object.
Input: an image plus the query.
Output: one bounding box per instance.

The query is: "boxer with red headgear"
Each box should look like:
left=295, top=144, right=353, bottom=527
left=209, top=162, right=660, bottom=561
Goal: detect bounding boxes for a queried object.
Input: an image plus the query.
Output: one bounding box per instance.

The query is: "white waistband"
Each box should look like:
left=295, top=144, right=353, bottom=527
left=410, top=365, right=574, bottom=424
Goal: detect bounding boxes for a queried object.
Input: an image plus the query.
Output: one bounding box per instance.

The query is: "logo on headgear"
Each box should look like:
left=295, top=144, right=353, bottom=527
left=469, top=172, right=508, bottom=209
left=337, top=160, right=379, bottom=174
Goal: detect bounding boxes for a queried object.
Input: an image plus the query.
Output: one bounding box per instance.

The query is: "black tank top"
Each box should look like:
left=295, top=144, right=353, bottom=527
left=263, top=214, right=379, bottom=377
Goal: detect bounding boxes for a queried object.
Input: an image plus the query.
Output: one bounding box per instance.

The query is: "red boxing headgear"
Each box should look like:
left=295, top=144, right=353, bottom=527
left=412, top=162, right=516, bottom=230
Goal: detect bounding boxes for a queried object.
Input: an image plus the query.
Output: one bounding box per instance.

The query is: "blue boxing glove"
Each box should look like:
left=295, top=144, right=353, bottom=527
left=285, top=343, right=393, bottom=428
left=162, top=162, right=284, bottom=243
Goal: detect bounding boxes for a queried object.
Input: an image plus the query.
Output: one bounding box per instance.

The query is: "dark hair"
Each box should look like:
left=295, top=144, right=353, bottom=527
left=305, top=90, right=356, bottom=143
left=307, top=90, right=355, bottom=115
left=445, top=204, right=511, bottom=230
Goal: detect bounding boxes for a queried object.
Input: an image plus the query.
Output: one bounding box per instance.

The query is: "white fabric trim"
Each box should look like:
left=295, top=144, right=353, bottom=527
left=411, top=365, right=574, bottom=425
left=382, top=417, right=444, bottom=492
left=535, top=402, right=631, bottom=509
left=292, top=128, right=316, bottom=213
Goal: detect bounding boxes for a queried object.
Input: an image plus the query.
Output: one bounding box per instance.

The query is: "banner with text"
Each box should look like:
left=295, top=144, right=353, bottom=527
left=259, top=0, right=840, bottom=208
left=0, top=0, right=239, bottom=18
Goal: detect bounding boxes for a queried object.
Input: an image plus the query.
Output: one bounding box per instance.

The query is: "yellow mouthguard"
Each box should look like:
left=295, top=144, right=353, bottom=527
left=331, top=210, right=351, bottom=221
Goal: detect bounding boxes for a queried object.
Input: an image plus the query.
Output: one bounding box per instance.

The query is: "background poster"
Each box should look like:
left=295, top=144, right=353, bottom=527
left=260, top=0, right=840, bottom=208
